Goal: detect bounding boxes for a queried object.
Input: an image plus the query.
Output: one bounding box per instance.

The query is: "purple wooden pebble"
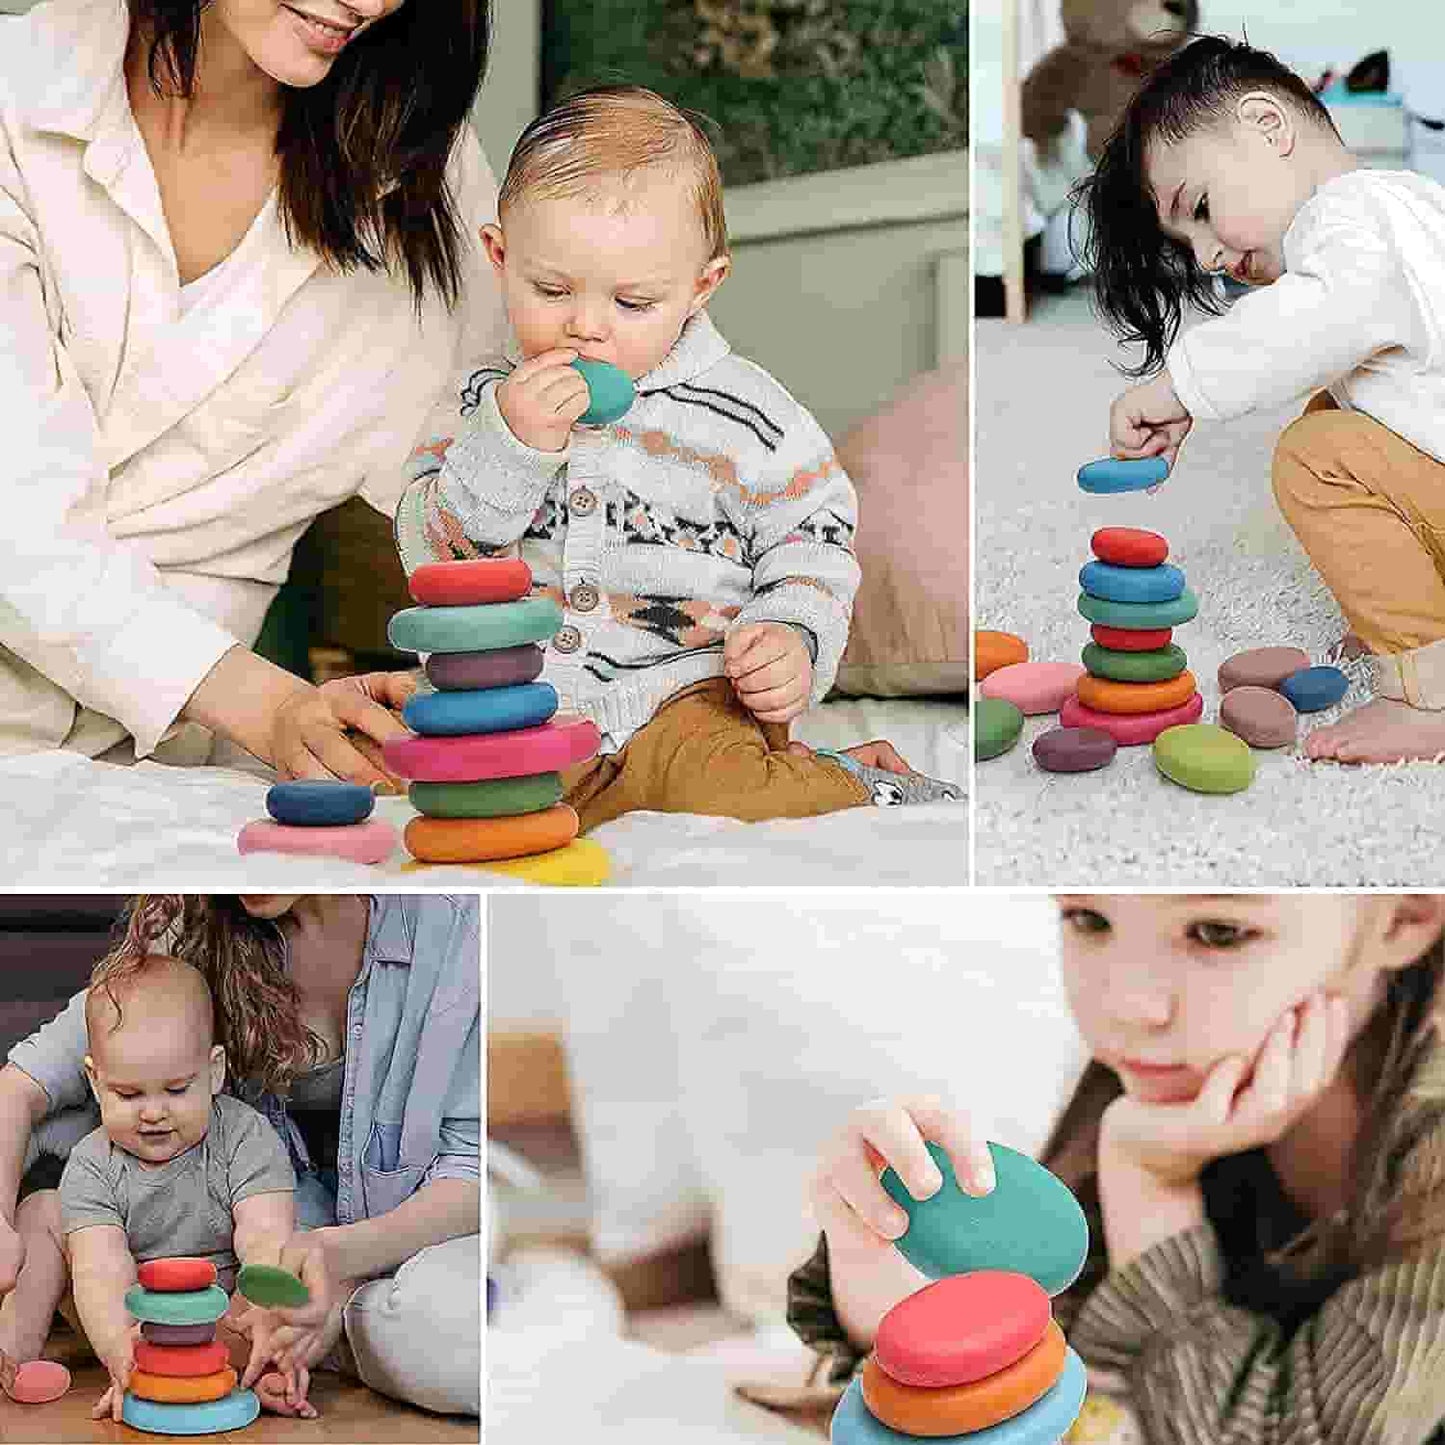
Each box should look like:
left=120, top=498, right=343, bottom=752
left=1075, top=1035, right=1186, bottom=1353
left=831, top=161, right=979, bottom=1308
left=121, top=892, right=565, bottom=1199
left=424, top=644, right=546, bottom=691
left=140, top=1321, right=217, bottom=1346
left=1032, top=726, right=1118, bottom=773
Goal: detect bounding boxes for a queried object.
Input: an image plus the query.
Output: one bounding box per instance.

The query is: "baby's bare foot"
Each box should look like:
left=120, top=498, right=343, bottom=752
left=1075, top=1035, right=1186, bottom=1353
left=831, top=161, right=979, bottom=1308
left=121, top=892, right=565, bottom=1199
left=1305, top=697, right=1445, bottom=763
left=1333, top=632, right=1368, bottom=661
left=254, top=1370, right=317, bottom=1419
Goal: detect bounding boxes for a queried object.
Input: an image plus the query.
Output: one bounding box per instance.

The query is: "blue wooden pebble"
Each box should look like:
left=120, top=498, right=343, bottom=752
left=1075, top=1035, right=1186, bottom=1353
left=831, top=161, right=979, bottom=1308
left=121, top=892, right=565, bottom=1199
left=403, top=682, right=559, bottom=737
left=830, top=1351, right=1087, bottom=1444
left=266, top=780, right=374, bottom=827
left=572, top=358, right=635, bottom=425
left=1278, top=665, right=1348, bottom=712
left=122, top=1390, right=260, bottom=1436
left=1079, top=560, right=1186, bottom=604
left=1077, top=455, right=1169, bottom=493
left=880, top=1141, right=1088, bottom=1296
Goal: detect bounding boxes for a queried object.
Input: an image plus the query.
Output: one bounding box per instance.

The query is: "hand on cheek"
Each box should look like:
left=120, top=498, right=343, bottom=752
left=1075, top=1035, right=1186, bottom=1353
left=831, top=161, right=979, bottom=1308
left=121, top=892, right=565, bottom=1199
left=1101, top=990, right=1352, bottom=1189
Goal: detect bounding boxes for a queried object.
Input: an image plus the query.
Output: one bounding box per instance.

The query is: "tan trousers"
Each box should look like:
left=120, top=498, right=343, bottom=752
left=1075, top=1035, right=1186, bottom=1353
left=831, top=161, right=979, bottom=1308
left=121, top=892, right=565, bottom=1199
left=562, top=678, right=871, bottom=831
left=1273, top=393, right=1445, bottom=708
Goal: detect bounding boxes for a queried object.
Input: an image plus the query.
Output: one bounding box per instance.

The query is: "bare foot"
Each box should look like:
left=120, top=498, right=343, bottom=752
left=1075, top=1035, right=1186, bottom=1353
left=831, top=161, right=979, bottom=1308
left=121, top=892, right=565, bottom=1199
left=1305, top=696, right=1445, bottom=762
left=254, top=1369, right=317, bottom=1419
left=1332, top=631, right=1368, bottom=661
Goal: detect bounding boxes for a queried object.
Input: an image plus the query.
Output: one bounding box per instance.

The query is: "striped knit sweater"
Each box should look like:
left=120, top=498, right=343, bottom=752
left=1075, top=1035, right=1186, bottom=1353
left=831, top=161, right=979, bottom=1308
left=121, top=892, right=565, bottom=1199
left=394, top=310, right=860, bottom=753
left=786, top=1042, right=1445, bottom=1445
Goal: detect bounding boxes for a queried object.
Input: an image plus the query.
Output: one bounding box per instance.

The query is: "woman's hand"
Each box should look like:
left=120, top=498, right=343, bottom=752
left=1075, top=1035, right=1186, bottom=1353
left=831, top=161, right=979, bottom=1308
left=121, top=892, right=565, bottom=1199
left=184, top=647, right=415, bottom=791
left=1109, top=371, right=1193, bottom=469
left=237, top=1234, right=335, bottom=1390
left=1100, top=991, right=1351, bottom=1190
left=808, top=1096, right=995, bottom=1257
left=724, top=623, right=813, bottom=724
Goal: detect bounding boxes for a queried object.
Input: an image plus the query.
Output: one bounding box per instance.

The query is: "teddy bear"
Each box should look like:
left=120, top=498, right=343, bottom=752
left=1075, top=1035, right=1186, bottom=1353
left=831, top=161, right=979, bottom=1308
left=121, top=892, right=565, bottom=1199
left=1022, top=0, right=1199, bottom=163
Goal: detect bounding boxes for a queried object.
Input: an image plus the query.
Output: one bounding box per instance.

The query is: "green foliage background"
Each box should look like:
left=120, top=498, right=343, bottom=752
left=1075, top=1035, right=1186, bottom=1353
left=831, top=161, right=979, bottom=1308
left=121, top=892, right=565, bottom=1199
left=540, top=1, right=967, bottom=186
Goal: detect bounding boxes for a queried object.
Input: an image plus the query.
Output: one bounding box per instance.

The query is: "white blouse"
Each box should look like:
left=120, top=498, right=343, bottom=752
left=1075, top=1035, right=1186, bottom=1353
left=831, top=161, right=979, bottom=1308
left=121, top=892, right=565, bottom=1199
left=0, top=0, right=508, bottom=757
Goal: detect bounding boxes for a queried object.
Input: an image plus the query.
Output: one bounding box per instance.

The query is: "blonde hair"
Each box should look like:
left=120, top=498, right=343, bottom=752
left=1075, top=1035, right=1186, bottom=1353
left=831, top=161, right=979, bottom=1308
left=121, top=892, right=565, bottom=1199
left=86, top=951, right=214, bottom=1049
left=499, top=85, right=729, bottom=260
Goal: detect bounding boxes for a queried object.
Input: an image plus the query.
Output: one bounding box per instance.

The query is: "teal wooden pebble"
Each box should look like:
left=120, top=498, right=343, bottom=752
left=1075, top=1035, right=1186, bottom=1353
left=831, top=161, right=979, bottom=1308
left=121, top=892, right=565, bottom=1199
left=1278, top=665, right=1349, bottom=712
left=880, top=1141, right=1088, bottom=1296
left=1076, top=455, right=1169, bottom=493
left=1153, top=723, right=1257, bottom=794
left=830, top=1349, right=1087, bottom=1444
left=1082, top=641, right=1187, bottom=683
left=124, top=1283, right=229, bottom=1326
left=572, top=358, right=635, bottom=425
left=122, top=1391, right=260, bottom=1436
left=1079, top=560, right=1185, bottom=604
left=388, top=597, right=563, bottom=655
left=1077, top=589, right=1198, bottom=630
left=975, top=697, right=1024, bottom=761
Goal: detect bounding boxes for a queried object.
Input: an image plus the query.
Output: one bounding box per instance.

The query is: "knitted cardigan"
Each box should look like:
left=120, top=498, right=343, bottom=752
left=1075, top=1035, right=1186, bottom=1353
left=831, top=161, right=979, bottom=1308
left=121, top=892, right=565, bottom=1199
left=394, top=311, right=860, bottom=753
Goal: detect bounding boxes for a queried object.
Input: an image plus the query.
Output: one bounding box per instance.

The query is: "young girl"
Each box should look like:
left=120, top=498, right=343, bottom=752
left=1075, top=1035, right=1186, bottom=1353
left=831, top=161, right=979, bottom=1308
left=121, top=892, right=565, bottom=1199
left=791, top=895, right=1445, bottom=1444
left=1085, top=37, right=1445, bottom=766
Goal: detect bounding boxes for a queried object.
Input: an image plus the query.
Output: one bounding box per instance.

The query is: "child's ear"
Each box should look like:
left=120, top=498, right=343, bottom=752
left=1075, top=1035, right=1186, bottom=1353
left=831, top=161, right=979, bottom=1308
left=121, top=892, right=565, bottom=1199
left=480, top=223, right=507, bottom=274
left=1237, top=91, right=1296, bottom=155
left=1374, top=895, right=1445, bottom=974
left=208, top=1045, right=226, bottom=1094
left=688, top=254, right=731, bottom=315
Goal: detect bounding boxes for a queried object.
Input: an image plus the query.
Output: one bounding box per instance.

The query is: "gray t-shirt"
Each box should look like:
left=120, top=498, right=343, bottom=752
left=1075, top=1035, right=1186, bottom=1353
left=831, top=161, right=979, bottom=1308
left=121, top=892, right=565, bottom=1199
left=59, top=1094, right=295, bottom=1289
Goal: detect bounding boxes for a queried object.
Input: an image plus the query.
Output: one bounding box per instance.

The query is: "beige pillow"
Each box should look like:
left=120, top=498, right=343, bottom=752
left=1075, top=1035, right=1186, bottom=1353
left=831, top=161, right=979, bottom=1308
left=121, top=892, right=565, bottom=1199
left=832, top=363, right=968, bottom=697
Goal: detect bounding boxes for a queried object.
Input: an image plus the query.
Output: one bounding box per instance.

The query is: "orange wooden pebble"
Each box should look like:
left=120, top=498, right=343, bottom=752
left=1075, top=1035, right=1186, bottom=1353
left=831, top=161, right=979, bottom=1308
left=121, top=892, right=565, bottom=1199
left=976, top=631, right=1028, bottom=681
left=404, top=803, right=579, bottom=863
left=1075, top=669, right=1197, bottom=716
left=137, top=1258, right=216, bottom=1293
left=862, top=1319, right=1067, bottom=1437
left=128, top=1366, right=237, bottom=1405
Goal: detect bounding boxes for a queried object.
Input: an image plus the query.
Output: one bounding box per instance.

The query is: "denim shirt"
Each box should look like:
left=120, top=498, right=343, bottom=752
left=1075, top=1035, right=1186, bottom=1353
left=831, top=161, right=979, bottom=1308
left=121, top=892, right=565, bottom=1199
left=9, top=895, right=479, bottom=1226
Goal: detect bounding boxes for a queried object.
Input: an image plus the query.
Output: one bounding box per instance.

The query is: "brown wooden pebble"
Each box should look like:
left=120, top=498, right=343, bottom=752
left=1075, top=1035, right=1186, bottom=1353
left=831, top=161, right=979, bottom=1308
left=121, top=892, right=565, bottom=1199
left=1217, top=646, right=1311, bottom=694
left=1219, top=686, right=1297, bottom=748
left=1032, top=726, right=1118, bottom=773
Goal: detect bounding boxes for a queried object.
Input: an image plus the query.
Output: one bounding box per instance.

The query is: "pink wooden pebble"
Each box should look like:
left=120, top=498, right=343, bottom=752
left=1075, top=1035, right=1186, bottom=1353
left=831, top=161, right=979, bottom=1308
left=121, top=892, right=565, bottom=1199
left=237, top=817, right=397, bottom=864
left=9, top=1359, right=70, bottom=1403
left=384, top=717, right=601, bottom=783
left=1059, top=691, right=1204, bottom=745
left=979, top=661, right=1085, bottom=716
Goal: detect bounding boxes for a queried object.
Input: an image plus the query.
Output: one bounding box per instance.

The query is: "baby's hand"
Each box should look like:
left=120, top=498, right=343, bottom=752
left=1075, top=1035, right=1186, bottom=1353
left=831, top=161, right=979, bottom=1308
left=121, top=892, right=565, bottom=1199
left=0, top=1218, right=25, bottom=1296
left=91, top=1330, right=137, bottom=1423
left=808, top=1096, right=995, bottom=1256
left=724, top=623, right=813, bottom=724
left=1109, top=371, right=1192, bottom=469
left=496, top=348, right=590, bottom=453
left=1101, top=990, right=1350, bottom=1188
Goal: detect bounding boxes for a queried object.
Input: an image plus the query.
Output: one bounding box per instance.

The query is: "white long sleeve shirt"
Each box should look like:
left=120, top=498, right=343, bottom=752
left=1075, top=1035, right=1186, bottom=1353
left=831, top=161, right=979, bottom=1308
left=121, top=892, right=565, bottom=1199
left=1168, top=168, right=1445, bottom=464
left=0, top=0, right=507, bottom=757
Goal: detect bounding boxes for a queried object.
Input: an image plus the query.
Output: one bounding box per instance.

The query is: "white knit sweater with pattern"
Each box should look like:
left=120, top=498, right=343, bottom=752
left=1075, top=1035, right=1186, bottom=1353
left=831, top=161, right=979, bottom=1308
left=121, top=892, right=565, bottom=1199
left=395, top=311, right=860, bottom=753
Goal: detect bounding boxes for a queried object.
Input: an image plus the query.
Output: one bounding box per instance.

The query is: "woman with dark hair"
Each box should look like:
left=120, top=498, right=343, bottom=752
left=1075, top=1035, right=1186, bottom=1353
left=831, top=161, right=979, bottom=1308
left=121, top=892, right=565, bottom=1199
left=0, top=894, right=481, bottom=1416
left=0, top=0, right=506, bottom=781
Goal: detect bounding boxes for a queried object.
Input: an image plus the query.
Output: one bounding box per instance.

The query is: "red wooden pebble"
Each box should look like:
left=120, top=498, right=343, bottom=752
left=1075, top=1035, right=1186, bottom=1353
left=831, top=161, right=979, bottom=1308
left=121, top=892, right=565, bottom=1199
left=138, top=1258, right=217, bottom=1293
left=1091, top=527, right=1169, bottom=567
left=874, top=1271, right=1051, bottom=1389
left=1090, top=623, right=1173, bottom=652
left=407, top=559, right=532, bottom=607
left=134, top=1340, right=230, bottom=1378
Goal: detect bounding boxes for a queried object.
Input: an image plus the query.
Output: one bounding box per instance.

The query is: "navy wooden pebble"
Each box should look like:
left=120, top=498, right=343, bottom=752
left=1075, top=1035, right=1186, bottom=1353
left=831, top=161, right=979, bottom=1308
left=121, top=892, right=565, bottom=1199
left=266, top=781, right=374, bottom=827
left=1278, top=666, right=1349, bottom=713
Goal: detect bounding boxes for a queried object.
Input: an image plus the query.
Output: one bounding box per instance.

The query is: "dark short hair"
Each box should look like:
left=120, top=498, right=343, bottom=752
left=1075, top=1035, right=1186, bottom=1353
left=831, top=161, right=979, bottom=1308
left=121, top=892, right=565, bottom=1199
left=128, top=1, right=490, bottom=311
left=1079, top=36, right=1337, bottom=377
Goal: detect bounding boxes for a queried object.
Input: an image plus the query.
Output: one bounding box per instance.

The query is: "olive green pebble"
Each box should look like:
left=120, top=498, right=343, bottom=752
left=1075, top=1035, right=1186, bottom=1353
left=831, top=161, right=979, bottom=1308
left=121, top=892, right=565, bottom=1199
left=975, top=697, right=1025, bottom=760
left=1081, top=641, right=1187, bottom=684
left=1153, top=723, right=1256, bottom=795
left=409, top=773, right=565, bottom=819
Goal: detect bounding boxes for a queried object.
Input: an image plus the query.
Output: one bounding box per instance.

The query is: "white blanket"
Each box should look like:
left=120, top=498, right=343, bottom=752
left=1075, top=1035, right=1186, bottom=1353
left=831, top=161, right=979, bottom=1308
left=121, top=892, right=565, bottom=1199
left=0, top=697, right=967, bottom=887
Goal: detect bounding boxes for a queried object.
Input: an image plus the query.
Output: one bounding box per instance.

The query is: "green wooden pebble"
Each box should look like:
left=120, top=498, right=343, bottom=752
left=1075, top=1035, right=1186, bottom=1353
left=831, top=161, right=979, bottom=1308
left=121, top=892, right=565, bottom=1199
left=409, top=773, right=564, bottom=819
left=975, top=697, right=1024, bottom=760
left=1076, top=588, right=1199, bottom=630
left=125, top=1283, right=229, bottom=1326
left=1153, top=723, right=1257, bottom=794
left=1082, top=641, right=1187, bottom=683
left=881, top=1141, right=1089, bottom=1296
left=572, top=358, right=635, bottom=425
left=237, top=1263, right=310, bottom=1308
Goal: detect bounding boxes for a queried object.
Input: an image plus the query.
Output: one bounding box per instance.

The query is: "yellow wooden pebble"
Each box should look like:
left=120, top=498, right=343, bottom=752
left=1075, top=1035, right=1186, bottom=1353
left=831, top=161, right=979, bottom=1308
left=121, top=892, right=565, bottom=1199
left=401, top=837, right=611, bottom=886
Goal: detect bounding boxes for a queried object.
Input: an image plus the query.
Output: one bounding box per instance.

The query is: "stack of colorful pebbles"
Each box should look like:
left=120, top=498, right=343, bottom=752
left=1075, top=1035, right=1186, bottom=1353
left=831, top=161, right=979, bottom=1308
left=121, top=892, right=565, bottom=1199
left=121, top=1258, right=257, bottom=1435
left=832, top=1143, right=1089, bottom=1445
left=238, top=780, right=396, bottom=864
left=383, top=559, right=608, bottom=880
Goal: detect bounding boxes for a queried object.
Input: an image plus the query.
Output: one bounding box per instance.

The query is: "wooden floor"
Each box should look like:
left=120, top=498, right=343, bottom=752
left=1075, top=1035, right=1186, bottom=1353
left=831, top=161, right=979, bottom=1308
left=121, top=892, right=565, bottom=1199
left=0, top=1333, right=478, bottom=1443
